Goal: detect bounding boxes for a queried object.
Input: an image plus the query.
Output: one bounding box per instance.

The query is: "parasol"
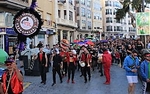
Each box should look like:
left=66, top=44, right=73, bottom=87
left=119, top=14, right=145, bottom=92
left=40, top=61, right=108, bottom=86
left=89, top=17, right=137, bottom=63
left=0, top=49, right=8, bottom=64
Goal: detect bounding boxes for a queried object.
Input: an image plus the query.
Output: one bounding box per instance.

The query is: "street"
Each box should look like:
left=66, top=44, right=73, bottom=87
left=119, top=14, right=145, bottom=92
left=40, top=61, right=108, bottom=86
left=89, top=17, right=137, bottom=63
left=22, top=65, right=144, bottom=94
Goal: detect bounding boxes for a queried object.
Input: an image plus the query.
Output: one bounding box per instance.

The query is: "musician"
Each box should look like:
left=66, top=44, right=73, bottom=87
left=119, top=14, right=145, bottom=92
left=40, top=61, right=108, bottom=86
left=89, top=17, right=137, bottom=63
left=0, top=60, right=23, bottom=94
left=51, top=49, right=63, bottom=86
left=60, top=48, right=68, bottom=77
left=81, top=48, right=92, bottom=83
left=34, top=46, right=48, bottom=85
left=67, top=50, right=77, bottom=83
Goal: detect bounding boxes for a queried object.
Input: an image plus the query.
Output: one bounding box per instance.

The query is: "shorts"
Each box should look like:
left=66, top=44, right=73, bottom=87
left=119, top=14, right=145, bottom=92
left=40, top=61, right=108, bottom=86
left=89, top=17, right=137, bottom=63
left=127, top=76, right=138, bottom=83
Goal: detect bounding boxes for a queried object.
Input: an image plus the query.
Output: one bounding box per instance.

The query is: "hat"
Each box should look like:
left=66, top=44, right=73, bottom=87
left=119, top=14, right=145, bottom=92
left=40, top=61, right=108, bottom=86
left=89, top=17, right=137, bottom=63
left=5, top=60, right=13, bottom=64
left=141, top=49, right=150, bottom=56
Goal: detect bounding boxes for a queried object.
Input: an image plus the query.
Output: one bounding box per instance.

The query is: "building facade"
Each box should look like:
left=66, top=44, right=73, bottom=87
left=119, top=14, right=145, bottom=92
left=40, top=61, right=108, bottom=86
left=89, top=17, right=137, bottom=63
left=28, top=0, right=56, bottom=48
left=75, top=0, right=92, bottom=39
left=91, top=0, right=103, bottom=40
left=0, top=0, right=29, bottom=54
left=102, top=0, right=136, bottom=39
left=54, top=0, right=77, bottom=43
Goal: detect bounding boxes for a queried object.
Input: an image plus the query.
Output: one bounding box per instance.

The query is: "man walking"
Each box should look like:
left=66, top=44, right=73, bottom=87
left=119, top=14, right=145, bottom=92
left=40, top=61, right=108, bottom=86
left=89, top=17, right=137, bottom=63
left=34, top=46, right=48, bottom=85
left=51, top=50, right=63, bottom=86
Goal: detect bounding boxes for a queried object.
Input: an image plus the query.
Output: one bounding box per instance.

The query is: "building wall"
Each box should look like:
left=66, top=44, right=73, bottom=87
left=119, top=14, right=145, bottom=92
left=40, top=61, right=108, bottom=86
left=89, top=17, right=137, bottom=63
left=28, top=0, right=56, bottom=48
left=91, top=0, right=103, bottom=40
left=102, top=0, right=136, bottom=39
left=55, top=0, right=77, bottom=43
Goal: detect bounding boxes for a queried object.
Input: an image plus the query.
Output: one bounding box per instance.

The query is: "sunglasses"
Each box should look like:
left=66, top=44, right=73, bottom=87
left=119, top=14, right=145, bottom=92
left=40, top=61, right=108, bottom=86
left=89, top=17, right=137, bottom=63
left=6, top=63, right=12, bottom=66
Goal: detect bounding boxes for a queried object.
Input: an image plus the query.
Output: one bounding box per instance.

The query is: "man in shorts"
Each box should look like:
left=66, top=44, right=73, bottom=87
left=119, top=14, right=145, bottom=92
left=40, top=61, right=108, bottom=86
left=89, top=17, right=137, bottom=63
left=123, top=50, right=140, bottom=94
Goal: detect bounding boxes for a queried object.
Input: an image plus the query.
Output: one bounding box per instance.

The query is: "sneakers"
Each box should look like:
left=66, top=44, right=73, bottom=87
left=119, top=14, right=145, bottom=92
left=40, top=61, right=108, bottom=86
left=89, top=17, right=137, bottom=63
left=72, top=80, right=75, bottom=84
left=51, top=83, right=56, bottom=86
left=103, top=82, right=110, bottom=85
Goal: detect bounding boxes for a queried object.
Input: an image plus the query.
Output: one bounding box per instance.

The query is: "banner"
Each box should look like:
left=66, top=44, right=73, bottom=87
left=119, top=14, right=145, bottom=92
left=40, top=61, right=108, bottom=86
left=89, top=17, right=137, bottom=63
left=136, top=12, right=150, bottom=35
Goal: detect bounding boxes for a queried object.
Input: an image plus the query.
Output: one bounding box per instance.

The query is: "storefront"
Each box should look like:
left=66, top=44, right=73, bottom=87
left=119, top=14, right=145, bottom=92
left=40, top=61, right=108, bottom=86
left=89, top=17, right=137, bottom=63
left=4, top=28, right=17, bottom=55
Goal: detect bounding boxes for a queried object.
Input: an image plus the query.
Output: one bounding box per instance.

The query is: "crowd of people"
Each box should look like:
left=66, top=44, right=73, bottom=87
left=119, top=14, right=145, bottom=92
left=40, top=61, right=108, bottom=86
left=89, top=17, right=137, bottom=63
left=1, top=37, right=150, bottom=94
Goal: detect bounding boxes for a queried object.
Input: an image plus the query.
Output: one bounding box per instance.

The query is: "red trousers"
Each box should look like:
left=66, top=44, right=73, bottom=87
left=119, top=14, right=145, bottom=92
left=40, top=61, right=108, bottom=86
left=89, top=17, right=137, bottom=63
left=103, top=64, right=111, bottom=83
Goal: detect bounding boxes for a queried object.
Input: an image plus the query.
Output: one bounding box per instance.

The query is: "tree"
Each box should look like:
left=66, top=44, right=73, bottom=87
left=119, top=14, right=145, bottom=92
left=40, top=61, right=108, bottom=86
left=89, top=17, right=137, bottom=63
left=115, top=0, right=150, bottom=28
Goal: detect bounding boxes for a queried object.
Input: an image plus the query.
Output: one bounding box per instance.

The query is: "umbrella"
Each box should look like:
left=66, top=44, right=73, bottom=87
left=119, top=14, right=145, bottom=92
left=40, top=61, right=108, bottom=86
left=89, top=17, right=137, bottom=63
left=73, top=39, right=80, bottom=43
left=100, top=40, right=108, bottom=43
left=0, top=49, right=8, bottom=64
left=86, top=41, right=94, bottom=46
left=77, top=42, right=87, bottom=46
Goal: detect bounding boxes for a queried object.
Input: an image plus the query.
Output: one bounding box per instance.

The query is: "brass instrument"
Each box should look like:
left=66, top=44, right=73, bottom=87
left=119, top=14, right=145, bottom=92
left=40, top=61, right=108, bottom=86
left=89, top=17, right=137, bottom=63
left=79, top=61, right=85, bottom=67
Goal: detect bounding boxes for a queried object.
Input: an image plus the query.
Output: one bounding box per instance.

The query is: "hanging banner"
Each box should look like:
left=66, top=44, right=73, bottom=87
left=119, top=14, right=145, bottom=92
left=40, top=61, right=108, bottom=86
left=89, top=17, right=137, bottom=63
left=136, top=12, right=150, bottom=35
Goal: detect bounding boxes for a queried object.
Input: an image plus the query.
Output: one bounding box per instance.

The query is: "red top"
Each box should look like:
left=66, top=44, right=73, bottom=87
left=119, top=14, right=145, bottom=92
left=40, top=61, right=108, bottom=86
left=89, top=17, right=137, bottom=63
left=39, top=53, right=43, bottom=61
left=2, top=71, right=23, bottom=94
left=60, top=51, right=68, bottom=62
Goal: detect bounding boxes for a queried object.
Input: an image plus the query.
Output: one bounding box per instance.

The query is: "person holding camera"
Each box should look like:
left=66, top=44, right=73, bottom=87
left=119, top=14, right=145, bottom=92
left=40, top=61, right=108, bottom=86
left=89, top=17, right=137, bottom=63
left=123, top=50, right=140, bottom=94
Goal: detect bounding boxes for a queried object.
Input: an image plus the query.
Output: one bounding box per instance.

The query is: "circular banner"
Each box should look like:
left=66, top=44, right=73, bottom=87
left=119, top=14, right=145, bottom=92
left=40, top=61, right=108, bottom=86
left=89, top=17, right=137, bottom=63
left=13, top=8, right=43, bottom=40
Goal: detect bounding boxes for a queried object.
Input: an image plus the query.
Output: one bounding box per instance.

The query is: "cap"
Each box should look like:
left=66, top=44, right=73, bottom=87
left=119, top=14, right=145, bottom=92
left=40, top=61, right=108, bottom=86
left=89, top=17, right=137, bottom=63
left=5, top=60, right=13, bottom=64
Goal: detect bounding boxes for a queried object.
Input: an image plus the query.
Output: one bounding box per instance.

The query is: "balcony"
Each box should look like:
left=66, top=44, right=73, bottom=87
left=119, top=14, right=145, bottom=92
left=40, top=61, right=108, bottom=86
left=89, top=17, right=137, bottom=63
left=0, top=0, right=29, bottom=10
left=57, top=18, right=77, bottom=28
left=58, top=0, right=66, bottom=5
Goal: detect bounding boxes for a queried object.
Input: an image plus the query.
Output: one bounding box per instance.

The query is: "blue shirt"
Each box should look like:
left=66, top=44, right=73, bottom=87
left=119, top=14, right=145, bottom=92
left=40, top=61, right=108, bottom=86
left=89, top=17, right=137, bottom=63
left=123, top=55, right=139, bottom=76
left=140, top=60, right=149, bottom=82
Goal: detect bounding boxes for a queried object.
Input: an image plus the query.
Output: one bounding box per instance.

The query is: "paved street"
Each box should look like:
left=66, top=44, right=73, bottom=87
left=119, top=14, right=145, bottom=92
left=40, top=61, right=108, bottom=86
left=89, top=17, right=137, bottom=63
left=22, top=65, right=143, bottom=94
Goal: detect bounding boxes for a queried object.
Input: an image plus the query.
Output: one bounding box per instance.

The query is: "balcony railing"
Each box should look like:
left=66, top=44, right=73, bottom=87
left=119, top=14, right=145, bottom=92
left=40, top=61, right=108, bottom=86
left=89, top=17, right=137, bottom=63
left=0, top=0, right=29, bottom=10
left=57, top=18, right=77, bottom=28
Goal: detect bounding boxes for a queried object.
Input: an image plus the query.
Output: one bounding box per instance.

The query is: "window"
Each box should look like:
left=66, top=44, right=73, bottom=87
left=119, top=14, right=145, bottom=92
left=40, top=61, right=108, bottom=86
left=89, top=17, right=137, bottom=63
left=69, top=0, right=73, bottom=5
left=87, top=0, right=91, bottom=7
left=81, top=0, right=85, bottom=5
left=77, top=7, right=79, bottom=16
left=81, top=7, right=85, bottom=17
left=94, top=3, right=101, bottom=11
left=38, top=35, right=45, bottom=39
left=106, top=26, right=112, bottom=31
left=106, top=17, right=112, bottom=23
left=64, top=10, right=67, bottom=19
left=0, top=13, right=5, bottom=26
left=94, top=13, right=101, bottom=20
left=82, top=20, right=86, bottom=29
left=46, top=13, right=51, bottom=25
left=58, top=10, right=61, bottom=18
left=87, top=10, right=91, bottom=18
left=88, top=21, right=92, bottom=29
left=77, top=20, right=80, bottom=28
left=106, top=9, right=112, bottom=15
left=105, top=1, right=111, bottom=6
left=114, top=26, right=117, bottom=31
left=5, top=13, right=13, bottom=27
left=69, top=11, right=73, bottom=21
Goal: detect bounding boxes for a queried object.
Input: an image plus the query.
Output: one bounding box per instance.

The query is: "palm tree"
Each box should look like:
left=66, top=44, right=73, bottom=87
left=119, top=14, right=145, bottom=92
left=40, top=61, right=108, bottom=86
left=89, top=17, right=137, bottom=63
left=115, top=0, right=150, bottom=28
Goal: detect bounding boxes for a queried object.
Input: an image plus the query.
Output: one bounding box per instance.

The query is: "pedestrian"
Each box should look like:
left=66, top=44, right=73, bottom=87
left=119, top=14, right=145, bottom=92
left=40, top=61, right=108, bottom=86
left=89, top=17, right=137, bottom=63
left=102, top=48, right=112, bottom=85
left=51, top=49, right=63, bottom=86
left=60, top=48, right=68, bottom=77
left=67, top=50, right=77, bottom=83
left=0, top=60, right=23, bottom=94
left=34, top=46, right=48, bottom=85
left=123, top=49, right=140, bottom=94
left=140, top=49, right=150, bottom=94
left=82, top=48, right=92, bottom=83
